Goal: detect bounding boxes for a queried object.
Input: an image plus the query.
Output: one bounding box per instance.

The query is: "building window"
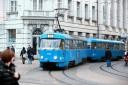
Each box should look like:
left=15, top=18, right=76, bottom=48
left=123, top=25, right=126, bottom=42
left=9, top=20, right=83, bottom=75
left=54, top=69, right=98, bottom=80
left=93, top=34, right=96, bottom=38
left=69, top=31, right=73, bottom=35
left=86, top=33, right=90, bottom=38
left=78, top=32, right=82, bottom=36
left=8, top=29, right=16, bottom=43
left=39, top=0, right=43, bottom=11
left=10, top=0, right=17, bottom=12
left=32, top=28, right=42, bottom=35
left=77, top=2, right=80, bottom=17
left=58, top=0, right=63, bottom=8
left=92, top=6, right=95, bottom=20
left=33, top=0, right=37, bottom=11
left=68, top=0, right=72, bottom=15
left=85, top=4, right=88, bottom=19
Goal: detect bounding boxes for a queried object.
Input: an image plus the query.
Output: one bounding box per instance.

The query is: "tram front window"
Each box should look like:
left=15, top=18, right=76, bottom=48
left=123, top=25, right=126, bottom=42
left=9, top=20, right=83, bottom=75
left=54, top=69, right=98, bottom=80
left=40, top=39, right=63, bottom=49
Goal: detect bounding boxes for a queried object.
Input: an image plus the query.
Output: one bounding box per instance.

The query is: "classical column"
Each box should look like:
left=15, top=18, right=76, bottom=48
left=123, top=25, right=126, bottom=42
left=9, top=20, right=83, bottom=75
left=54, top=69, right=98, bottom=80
left=117, top=0, right=123, bottom=29
left=63, top=0, right=68, bottom=22
left=37, top=0, right=39, bottom=11
left=123, top=0, right=127, bottom=29
left=111, top=0, right=117, bottom=27
left=98, top=0, right=103, bottom=25
left=73, top=0, right=77, bottom=23
left=81, top=0, right=85, bottom=24
left=89, top=0, right=92, bottom=25
left=105, top=0, right=111, bottom=26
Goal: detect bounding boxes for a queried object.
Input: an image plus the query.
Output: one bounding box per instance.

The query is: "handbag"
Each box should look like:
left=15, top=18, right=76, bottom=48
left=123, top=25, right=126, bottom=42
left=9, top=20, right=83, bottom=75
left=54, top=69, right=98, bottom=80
left=23, top=53, right=27, bottom=59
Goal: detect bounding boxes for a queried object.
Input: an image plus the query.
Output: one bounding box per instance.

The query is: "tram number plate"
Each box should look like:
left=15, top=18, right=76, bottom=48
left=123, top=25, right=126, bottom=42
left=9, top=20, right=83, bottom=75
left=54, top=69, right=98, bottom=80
left=48, top=34, right=53, bottom=38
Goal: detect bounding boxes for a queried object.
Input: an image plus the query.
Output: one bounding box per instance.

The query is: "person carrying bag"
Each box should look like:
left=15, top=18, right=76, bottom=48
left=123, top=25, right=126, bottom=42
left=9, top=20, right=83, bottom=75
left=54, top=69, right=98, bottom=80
left=20, top=47, right=27, bottom=64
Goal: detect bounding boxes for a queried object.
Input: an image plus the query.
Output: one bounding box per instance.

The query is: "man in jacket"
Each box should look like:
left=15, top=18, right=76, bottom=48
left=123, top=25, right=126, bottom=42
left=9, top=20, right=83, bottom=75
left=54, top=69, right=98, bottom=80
left=105, top=47, right=112, bottom=67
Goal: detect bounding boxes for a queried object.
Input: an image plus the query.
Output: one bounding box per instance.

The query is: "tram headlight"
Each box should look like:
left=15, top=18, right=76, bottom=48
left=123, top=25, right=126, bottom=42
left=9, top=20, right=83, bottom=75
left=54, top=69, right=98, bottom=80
left=60, top=57, right=64, bottom=60
left=40, top=56, right=44, bottom=59
left=54, top=56, right=58, bottom=60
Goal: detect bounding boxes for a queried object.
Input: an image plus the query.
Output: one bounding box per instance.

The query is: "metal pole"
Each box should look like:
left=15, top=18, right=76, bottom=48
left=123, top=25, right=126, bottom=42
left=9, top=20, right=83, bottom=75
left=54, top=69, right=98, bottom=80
left=97, top=0, right=99, bottom=38
left=56, top=13, right=62, bottom=30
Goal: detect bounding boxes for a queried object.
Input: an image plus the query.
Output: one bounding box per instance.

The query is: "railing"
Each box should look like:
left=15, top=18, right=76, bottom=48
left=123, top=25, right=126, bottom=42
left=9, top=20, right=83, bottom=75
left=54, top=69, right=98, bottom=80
left=23, top=10, right=55, bottom=17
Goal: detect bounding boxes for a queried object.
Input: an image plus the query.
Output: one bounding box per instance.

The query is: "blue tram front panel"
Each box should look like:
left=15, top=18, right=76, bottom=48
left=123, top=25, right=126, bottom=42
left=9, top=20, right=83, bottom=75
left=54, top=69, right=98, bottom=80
left=39, top=49, right=64, bottom=62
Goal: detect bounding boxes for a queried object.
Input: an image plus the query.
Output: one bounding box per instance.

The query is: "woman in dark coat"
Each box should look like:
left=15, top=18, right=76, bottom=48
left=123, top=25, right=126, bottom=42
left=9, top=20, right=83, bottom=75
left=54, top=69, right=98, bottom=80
left=20, top=47, right=27, bottom=64
left=0, top=50, right=20, bottom=85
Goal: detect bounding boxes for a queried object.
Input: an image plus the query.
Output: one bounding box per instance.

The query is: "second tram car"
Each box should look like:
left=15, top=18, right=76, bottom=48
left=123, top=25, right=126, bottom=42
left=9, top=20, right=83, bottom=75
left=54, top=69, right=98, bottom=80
left=86, top=38, right=125, bottom=61
left=38, top=32, right=87, bottom=69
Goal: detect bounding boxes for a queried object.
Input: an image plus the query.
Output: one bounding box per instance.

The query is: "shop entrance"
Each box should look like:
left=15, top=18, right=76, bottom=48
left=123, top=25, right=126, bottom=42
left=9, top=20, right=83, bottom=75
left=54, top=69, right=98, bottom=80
left=32, top=28, right=42, bottom=55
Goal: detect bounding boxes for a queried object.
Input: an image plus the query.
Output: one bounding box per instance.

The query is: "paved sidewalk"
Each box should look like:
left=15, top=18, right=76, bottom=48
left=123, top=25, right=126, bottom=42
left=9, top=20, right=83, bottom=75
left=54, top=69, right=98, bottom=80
left=14, top=58, right=39, bottom=76
left=76, top=61, right=128, bottom=85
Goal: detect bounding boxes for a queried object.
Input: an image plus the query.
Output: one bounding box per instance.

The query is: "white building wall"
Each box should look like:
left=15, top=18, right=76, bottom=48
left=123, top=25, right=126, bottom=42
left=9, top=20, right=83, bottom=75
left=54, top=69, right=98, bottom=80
left=0, top=0, right=127, bottom=56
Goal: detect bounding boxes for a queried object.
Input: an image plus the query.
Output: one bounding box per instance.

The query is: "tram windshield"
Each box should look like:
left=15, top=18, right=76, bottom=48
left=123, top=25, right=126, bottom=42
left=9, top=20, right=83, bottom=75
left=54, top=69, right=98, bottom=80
left=40, top=39, right=63, bottom=49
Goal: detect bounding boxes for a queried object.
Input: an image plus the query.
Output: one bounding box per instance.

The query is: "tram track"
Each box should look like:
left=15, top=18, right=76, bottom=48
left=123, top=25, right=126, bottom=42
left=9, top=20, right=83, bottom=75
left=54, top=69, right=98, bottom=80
left=111, top=64, right=128, bottom=74
left=100, top=63, right=128, bottom=79
left=48, top=69, right=88, bottom=85
left=49, top=70, right=73, bottom=85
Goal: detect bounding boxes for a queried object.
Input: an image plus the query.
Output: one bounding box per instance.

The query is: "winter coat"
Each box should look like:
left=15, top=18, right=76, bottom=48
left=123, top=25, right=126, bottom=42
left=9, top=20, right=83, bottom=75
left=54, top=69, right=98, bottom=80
left=0, top=60, right=19, bottom=85
left=27, top=48, right=34, bottom=59
left=20, top=49, right=26, bottom=57
left=105, top=50, right=112, bottom=60
left=11, top=47, right=15, bottom=53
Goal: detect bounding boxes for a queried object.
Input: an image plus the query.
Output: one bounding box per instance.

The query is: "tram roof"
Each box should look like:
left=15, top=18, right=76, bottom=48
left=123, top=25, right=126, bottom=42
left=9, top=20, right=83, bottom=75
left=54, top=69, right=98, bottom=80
left=40, top=32, right=72, bottom=39
left=40, top=32, right=86, bottom=41
left=87, top=38, right=124, bottom=44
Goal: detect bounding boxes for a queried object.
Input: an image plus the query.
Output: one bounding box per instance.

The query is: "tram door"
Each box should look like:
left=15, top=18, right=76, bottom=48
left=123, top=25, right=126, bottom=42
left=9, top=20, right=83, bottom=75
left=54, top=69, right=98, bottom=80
left=32, top=36, right=40, bottom=55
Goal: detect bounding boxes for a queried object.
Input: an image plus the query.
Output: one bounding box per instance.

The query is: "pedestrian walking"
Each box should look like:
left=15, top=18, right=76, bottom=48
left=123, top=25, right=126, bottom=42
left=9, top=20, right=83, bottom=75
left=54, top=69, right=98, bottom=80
left=0, top=49, right=20, bottom=85
left=0, top=51, right=2, bottom=60
left=105, top=47, right=112, bottom=67
left=11, top=46, right=15, bottom=53
left=27, top=46, right=34, bottom=64
left=20, top=47, right=27, bottom=64
left=124, top=50, right=128, bottom=66
left=6, top=46, right=10, bottom=50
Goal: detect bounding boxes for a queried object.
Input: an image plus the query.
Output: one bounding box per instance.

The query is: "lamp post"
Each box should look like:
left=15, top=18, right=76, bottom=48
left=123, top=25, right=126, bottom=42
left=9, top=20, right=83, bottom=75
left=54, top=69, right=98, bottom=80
left=97, top=0, right=99, bottom=38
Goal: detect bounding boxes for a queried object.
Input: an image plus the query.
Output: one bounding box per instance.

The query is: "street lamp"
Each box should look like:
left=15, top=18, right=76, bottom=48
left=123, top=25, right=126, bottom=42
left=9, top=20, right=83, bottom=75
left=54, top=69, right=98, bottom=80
left=97, top=0, right=99, bottom=38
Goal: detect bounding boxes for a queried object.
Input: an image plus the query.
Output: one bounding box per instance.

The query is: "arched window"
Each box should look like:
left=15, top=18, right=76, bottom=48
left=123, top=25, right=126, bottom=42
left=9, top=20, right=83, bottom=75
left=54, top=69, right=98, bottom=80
left=32, top=28, right=42, bottom=35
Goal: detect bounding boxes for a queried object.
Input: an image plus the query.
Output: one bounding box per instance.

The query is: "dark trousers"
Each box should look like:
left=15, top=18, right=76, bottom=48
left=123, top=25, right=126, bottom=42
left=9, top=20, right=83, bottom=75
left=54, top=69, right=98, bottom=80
left=106, top=60, right=111, bottom=67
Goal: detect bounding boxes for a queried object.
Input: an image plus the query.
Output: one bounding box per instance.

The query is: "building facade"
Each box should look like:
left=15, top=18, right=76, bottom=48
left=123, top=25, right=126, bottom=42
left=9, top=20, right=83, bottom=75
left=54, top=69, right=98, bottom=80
left=0, top=0, right=128, bottom=56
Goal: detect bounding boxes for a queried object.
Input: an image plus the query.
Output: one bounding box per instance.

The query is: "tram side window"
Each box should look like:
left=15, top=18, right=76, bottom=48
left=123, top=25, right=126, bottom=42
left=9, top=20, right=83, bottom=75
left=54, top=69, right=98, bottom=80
left=69, top=40, right=74, bottom=49
left=108, top=43, right=114, bottom=49
left=105, top=43, right=108, bottom=49
left=84, top=41, right=87, bottom=48
left=73, top=40, right=76, bottom=49
left=81, top=41, right=85, bottom=49
left=97, top=43, right=100, bottom=48
left=114, top=44, right=119, bottom=49
left=65, top=40, right=70, bottom=49
left=121, top=44, right=125, bottom=50
left=77, top=40, right=82, bottom=49
left=59, top=40, right=64, bottom=49
left=77, top=40, right=83, bottom=49
left=79, top=41, right=83, bottom=49
left=101, top=42, right=106, bottom=49
left=119, top=44, right=124, bottom=50
left=92, top=42, right=96, bottom=49
left=74, top=40, right=78, bottom=49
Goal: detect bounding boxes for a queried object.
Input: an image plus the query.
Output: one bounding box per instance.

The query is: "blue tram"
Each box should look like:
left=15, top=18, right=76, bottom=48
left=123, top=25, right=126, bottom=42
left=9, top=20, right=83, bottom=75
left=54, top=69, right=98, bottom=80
left=38, top=32, right=87, bottom=69
left=86, top=38, right=125, bottom=61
